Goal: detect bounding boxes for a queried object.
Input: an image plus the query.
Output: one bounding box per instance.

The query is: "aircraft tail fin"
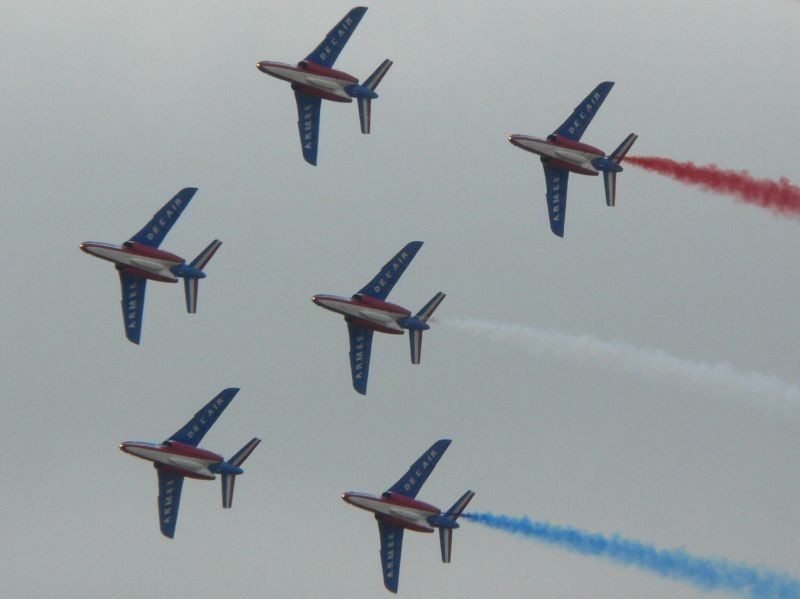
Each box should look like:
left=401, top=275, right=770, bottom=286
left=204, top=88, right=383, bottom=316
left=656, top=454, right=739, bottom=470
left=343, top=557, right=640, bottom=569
left=408, top=292, right=446, bottom=365
left=183, top=239, right=222, bottom=313
left=603, top=134, right=637, bottom=207
left=220, top=437, right=261, bottom=509
left=437, top=490, right=475, bottom=563
left=357, top=59, right=393, bottom=134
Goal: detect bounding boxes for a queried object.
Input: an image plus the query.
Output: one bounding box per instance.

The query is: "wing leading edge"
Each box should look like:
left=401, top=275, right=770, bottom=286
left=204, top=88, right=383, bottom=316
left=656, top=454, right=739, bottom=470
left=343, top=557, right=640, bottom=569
left=305, top=6, right=367, bottom=68
left=156, top=468, right=184, bottom=538
left=294, top=92, right=322, bottom=165
left=347, top=322, right=374, bottom=395
left=167, top=388, right=240, bottom=446
left=118, top=271, right=147, bottom=344
left=543, top=165, right=570, bottom=237
left=358, top=241, right=423, bottom=301
left=129, top=187, right=197, bottom=248
left=386, top=439, right=451, bottom=499
left=378, top=520, right=404, bottom=593
left=552, top=81, right=614, bottom=142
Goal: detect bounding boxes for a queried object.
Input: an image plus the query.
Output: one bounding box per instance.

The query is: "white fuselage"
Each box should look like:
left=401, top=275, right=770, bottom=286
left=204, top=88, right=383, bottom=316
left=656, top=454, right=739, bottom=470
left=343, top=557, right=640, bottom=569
left=259, top=63, right=353, bottom=101
left=344, top=493, right=435, bottom=532
left=510, top=136, right=601, bottom=174
left=81, top=242, right=181, bottom=281
left=121, top=442, right=217, bottom=478
left=312, top=296, right=406, bottom=332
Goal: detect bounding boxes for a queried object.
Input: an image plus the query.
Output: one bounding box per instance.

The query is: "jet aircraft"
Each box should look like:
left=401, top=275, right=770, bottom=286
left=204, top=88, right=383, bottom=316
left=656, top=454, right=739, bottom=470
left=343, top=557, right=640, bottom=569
left=312, top=241, right=445, bottom=395
left=80, top=187, right=221, bottom=344
left=256, top=6, right=392, bottom=165
left=119, top=388, right=260, bottom=538
left=509, top=81, right=638, bottom=237
left=342, top=439, right=474, bottom=593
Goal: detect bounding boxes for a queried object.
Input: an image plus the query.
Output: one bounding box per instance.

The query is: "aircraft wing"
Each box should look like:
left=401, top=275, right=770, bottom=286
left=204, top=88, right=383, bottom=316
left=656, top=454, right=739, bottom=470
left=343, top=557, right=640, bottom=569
left=542, top=165, right=569, bottom=238
left=294, top=91, right=322, bottom=165
left=386, top=439, right=451, bottom=499
left=305, top=6, right=367, bottom=68
left=167, top=388, right=240, bottom=446
left=357, top=241, right=423, bottom=300
left=552, top=81, right=614, bottom=142
left=129, top=187, right=197, bottom=248
left=347, top=322, right=374, bottom=395
left=156, top=467, right=184, bottom=538
left=377, top=520, right=404, bottom=593
left=118, top=271, right=147, bottom=344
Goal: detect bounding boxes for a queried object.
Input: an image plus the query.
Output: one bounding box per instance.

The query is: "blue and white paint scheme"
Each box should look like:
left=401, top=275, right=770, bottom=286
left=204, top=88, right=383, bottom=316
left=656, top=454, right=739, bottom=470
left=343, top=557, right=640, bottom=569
left=119, top=388, right=260, bottom=538
left=256, top=6, right=392, bottom=165
left=342, top=439, right=475, bottom=593
left=312, top=241, right=445, bottom=395
left=80, top=188, right=222, bottom=344
left=509, top=81, right=638, bottom=237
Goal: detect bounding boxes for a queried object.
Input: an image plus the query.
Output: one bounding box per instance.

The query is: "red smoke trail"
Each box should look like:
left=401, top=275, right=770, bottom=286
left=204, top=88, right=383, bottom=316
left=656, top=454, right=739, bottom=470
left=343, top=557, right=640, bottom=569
left=626, top=156, right=800, bottom=217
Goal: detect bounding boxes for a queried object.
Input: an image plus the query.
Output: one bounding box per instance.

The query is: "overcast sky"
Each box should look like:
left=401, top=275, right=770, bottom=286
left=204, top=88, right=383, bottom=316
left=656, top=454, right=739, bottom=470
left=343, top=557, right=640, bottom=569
left=3, top=1, right=800, bottom=597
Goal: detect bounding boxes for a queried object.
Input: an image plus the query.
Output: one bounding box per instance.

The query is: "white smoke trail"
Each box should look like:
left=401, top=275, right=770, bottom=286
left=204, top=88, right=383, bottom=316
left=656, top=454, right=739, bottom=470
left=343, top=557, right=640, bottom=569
left=441, top=318, right=800, bottom=408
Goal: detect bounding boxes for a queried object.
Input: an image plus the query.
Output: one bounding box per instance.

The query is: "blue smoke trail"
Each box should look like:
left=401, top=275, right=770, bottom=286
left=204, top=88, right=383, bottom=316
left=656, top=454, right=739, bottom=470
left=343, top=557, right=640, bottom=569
left=464, top=512, right=800, bottom=598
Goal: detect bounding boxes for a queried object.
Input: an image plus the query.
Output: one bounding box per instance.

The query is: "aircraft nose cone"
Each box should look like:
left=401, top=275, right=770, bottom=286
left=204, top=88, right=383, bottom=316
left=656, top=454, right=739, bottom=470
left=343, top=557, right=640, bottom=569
left=79, top=242, right=89, bottom=253
left=119, top=442, right=130, bottom=453
left=256, top=61, right=269, bottom=73
left=311, top=295, right=320, bottom=305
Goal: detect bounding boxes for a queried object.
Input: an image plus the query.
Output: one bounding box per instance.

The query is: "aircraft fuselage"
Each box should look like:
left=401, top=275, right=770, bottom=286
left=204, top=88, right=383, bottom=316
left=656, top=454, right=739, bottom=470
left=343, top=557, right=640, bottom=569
left=509, top=134, right=606, bottom=176
left=120, top=440, right=223, bottom=480
left=312, top=294, right=410, bottom=334
left=80, top=241, right=184, bottom=283
left=257, top=60, right=358, bottom=103
left=342, top=491, right=441, bottom=533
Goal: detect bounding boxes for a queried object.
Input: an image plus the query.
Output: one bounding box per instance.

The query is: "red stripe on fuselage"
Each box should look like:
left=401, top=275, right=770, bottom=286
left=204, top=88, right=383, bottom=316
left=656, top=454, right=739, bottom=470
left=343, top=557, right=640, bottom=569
left=548, top=134, right=604, bottom=157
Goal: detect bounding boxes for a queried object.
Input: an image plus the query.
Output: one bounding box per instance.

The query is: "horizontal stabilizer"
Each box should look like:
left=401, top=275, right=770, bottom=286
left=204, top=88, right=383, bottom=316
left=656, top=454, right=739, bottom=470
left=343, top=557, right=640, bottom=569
left=230, top=437, right=261, bottom=467
left=610, top=133, right=638, bottom=164
left=221, top=473, right=236, bottom=509
left=364, top=59, right=392, bottom=91
left=415, top=292, right=445, bottom=322
left=357, top=97, right=373, bottom=134
left=190, top=239, right=222, bottom=269
left=409, top=329, right=423, bottom=365
left=603, top=170, right=617, bottom=207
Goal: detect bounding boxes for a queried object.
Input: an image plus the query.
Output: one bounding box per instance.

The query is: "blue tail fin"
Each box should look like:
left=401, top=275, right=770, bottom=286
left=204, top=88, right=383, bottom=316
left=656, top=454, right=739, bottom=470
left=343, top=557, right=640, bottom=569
left=220, top=437, right=260, bottom=509
left=408, top=292, right=446, bottom=365
left=602, top=133, right=637, bottom=207
left=183, top=239, right=222, bottom=313
left=437, top=490, right=475, bottom=562
left=357, top=59, right=393, bottom=134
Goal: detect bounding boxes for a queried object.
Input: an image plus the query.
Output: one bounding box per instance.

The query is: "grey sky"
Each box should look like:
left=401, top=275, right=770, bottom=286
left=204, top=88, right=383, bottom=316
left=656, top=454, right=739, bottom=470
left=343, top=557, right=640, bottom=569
left=3, top=0, right=800, bottom=597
